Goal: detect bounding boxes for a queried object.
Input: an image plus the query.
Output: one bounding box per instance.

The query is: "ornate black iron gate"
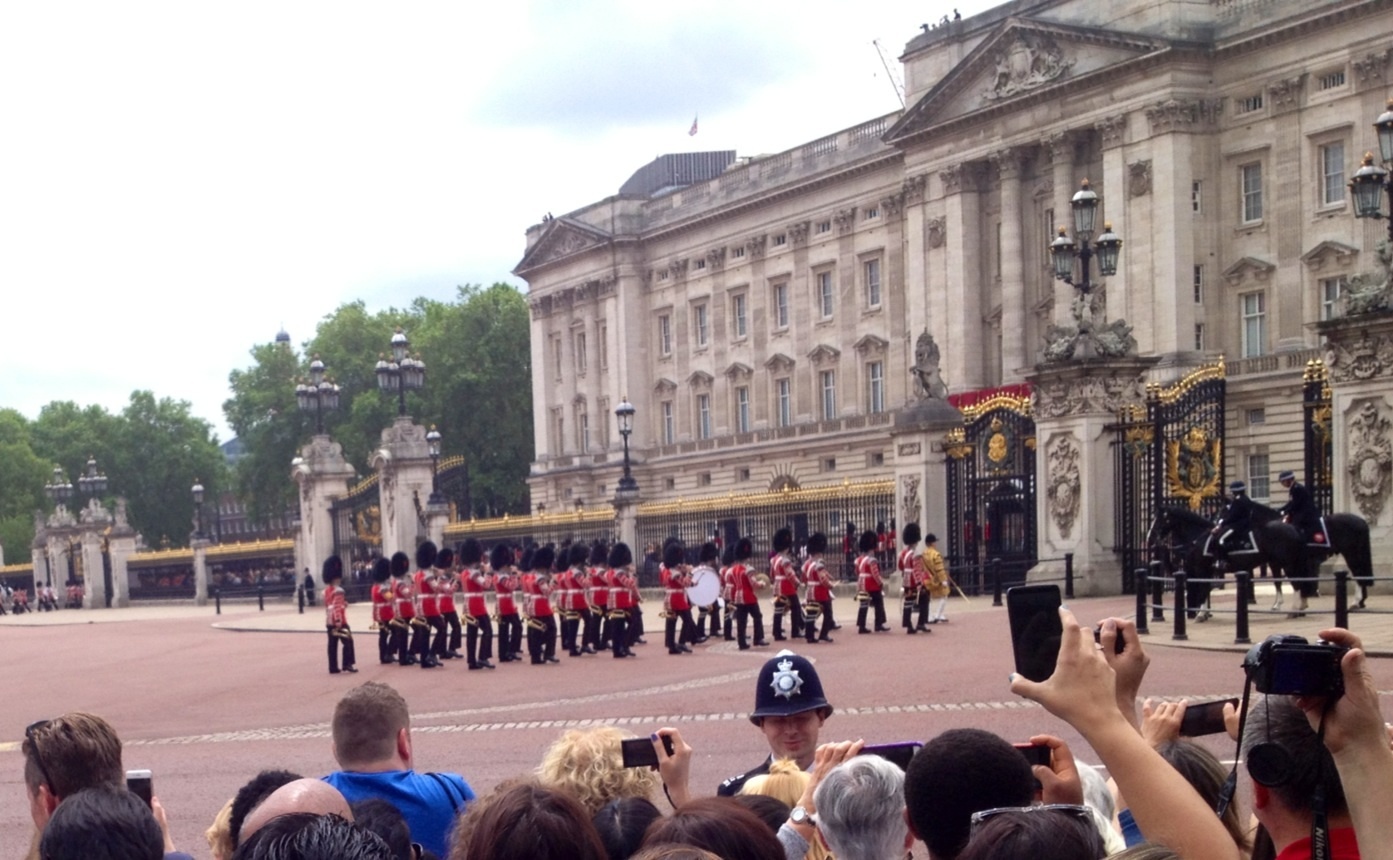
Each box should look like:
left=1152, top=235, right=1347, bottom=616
left=330, top=474, right=381, bottom=564
left=1303, top=359, right=1334, bottom=514
left=944, top=394, right=1037, bottom=589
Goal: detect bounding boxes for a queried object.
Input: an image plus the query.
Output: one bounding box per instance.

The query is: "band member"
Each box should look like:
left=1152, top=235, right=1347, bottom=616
left=662, top=541, right=696, bottom=655
left=435, top=547, right=464, bottom=659
left=524, top=545, right=560, bottom=665
left=698, top=545, right=723, bottom=640
left=414, top=542, right=448, bottom=663
left=897, top=523, right=929, bottom=634
left=769, top=528, right=804, bottom=641
left=493, top=543, right=523, bottom=663
left=606, top=542, right=637, bottom=658
left=1278, top=470, right=1322, bottom=542
left=392, top=551, right=431, bottom=667
left=923, top=533, right=951, bottom=623
left=322, top=556, right=356, bottom=675
left=802, top=532, right=835, bottom=644
left=730, top=537, right=767, bottom=650
left=459, top=539, right=495, bottom=670
left=370, top=557, right=397, bottom=663
left=720, top=544, right=737, bottom=641
left=560, top=543, right=592, bottom=657
left=690, top=542, right=722, bottom=646
left=584, top=541, right=608, bottom=653
left=856, top=530, right=889, bottom=633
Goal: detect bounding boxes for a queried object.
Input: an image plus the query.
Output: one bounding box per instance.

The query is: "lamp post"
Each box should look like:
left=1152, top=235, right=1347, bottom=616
left=295, top=354, right=341, bottom=435
left=44, top=465, right=73, bottom=507
left=1049, top=179, right=1123, bottom=360
left=76, top=456, right=108, bottom=501
left=192, top=479, right=205, bottom=540
left=426, top=425, right=444, bottom=506
left=1350, top=100, right=1393, bottom=243
left=375, top=328, right=426, bottom=417
left=615, top=397, right=638, bottom=493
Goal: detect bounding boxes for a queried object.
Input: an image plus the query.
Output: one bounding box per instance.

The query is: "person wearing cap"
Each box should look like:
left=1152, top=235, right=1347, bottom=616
left=462, top=540, right=496, bottom=670
left=391, top=552, right=429, bottom=668
left=1278, top=469, right=1322, bottom=543
left=493, top=543, right=523, bottom=663
left=413, top=541, right=447, bottom=665
left=662, top=541, right=697, bottom=655
left=1211, top=480, right=1256, bottom=562
left=730, top=537, right=769, bottom=650
left=606, top=542, right=637, bottom=658
left=716, top=650, right=834, bottom=796
left=856, top=531, right=890, bottom=633
left=435, top=547, right=464, bottom=660
left=322, top=556, right=357, bottom=675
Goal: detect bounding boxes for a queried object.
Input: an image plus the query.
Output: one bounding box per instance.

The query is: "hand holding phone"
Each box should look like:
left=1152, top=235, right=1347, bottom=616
left=1007, top=585, right=1063, bottom=683
left=861, top=741, right=923, bottom=771
left=126, top=769, right=153, bottom=807
left=1179, top=698, right=1240, bottom=737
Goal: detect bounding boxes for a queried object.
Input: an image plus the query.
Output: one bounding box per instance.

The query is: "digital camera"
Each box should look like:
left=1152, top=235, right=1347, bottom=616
left=1242, top=634, right=1347, bottom=698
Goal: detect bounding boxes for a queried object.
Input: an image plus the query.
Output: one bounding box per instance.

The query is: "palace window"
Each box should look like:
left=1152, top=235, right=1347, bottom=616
left=1321, top=276, right=1346, bottom=321
left=867, top=361, right=884, bottom=413
left=658, top=314, right=672, bottom=357
left=1193, top=265, right=1204, bottom=304
left=697, top=393, right=712, bottom=440
left=1240, top=291, right=1266, bottom=358
left=864, top=258, right=882, bottom=308
left=817, top=270, right=834, bottom=319
left=574, top=331, right=587, bottom=374
left=1248, top=453, right=1270, bottom=499
left=735, top=386, right=750, bottom=433
left=820, top=370, right=837, bottom=420
left=661, top=400, right=675, bottom=445
left=776, top=378, right=792, bottom=427
left=1319, top=142, right=1346, bottom=207
left=773, top=283, right=789, bottom=329
left=1240, top=163, right=1263, bottom=223
left=732, top=293, right=747, bottom=338
left=694, top=303, right=709, bottom=347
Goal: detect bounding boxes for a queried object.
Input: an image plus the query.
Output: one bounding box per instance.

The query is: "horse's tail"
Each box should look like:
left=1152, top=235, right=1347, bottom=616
left=1334, top=514, right=1374, bottom=586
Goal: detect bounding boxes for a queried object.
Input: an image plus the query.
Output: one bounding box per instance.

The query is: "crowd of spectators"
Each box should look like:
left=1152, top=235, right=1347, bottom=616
left=19, top=612, right=1392, bottom=860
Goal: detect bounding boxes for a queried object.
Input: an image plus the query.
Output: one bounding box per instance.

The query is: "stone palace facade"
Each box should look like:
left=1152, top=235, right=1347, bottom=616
left=515, top=0, right=1393, bottom=559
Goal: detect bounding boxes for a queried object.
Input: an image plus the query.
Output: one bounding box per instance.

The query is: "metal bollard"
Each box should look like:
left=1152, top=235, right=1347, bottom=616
left=1150, top=561, right=1166, bottom=623
left=1234, top=570, right=1251, bottom=645
left=1064, top=553, right=1075, bottom=600
left=298, top=586, right=305, bottom=614
left=1172, top=571, right=1188, bottom=641
left=258, top=583, right=265, bottom=612
left=215, top=586, right=221, bottom=616
left=1135, top=568, right=1149, bottom=635
left=991, top=559, right=1004, bottom=607
left=1335, top=569, right=1349, bottom=631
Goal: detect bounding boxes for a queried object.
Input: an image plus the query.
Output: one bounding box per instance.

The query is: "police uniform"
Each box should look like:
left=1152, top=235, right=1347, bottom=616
left=855, top=531, right=889, bottom=633
left=770, top=528, right=805, bottom=641
left=370, top=557, right=397, bottom=664
left=802, top=533, right=835, bottom=644
left=1279, top=470, right=1321, bottom=541
left=716, top=650, right=833, bottom=797
left=1214, top=481, right=1256, bottom=556
left=322, top=556, right=357, bottom=675
left=413, top=542, right=448, bottom=664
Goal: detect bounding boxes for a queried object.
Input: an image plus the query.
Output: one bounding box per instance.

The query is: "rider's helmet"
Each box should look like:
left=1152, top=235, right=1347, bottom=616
left=1229, top=480, right=1247, bottom=496
left=1277, top=470, right=1296, bottom=487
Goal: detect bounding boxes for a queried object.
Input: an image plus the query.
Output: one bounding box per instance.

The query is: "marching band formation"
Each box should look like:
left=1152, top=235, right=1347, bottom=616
left=322, top=522, right=957, bottom=675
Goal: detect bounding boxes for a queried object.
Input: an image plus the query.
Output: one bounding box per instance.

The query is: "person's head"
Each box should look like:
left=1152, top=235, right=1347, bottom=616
left=232, top=813, right=391, bottom=860
left=350, top=798, right=414, bottom=860
left=956, top=806, right=1105, bottom=860
left=735, top=537, right=754, bottom=562
left=925, top=533, right=938, bottom=546
left=459, top=539, right=483, bottom=566
left=239, top=780, right=354, bottom=843
left=593, top=797, right=662, bottom=860
left=590, top=541, right=609, bottom=566
left=772, top=528, right=793, bottom=553
left=904, top=729, right=1036, bottom=860
left=228, top=769, right=302, bottom=851
left=812, top=755, right=911, bottom=860
left=535, top=726, right=660, bottom=815
left=207, top=798, right=237, bottom=860
left=609, top=542, right=634, bottom=569
left=806, top=533, right=828, bottom=556
left=1156, top=740, right=1249, bottom=852
left=332, top=682, right=411, bottom=770
left=739, top=758, right=809, bottom=808
left=1107, top=845, right=1181, bottom=860
left=390, top=552, right=411, bottom=579
left=371, top=558, right=391, bottom=584
left=728, top=794, right=791, bottom=835
left=1242, top=695, right=1347, bottom=834
left=902, top=523, right=922, bottom=546
left=489, top=543, right=511, bottom=574
left=858, top=531, right=878, bottom=554
left=568, top=542, right=591, bottom=569
left=629, top=847, right=722, bottom=860
left=641, top=797, right=785, bottom=860
left=448, top=781, right=607, bottom=860
left=1229, top=480, right=1247, bottom=497
left=38, top=785, right=162, bottom=860
left=1278, top=470, right=1296, bottom=488
left=22, top=713, right=124, bottom=828
left=435, top=547, right=455, bottom=571
left=749, top=651, right=833, bottom=767
left=1075, top=764, right=1114, bottom=822
left=415, top=541, right=437, bottom=571
left=663, top=542, right=684, bottom=569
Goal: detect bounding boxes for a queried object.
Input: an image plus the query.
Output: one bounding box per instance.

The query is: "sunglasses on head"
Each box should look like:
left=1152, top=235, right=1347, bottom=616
left=25, top=719, right=57, bottom=793
left=968, top=803, right=1093, bottom=836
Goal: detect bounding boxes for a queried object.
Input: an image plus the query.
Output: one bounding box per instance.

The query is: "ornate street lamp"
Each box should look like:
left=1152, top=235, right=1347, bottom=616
left=76, top=456, right=108, bottom=500
left=1049, top=179, right=1124, bottom=359
left=426, top=425, right=444, bottom=506
left=44, top=465, right=73, bottom=506
left=615, top=398, right=638, bottom=493
left=295, top=354, right=341, bottom=435
left=192, top=479, right=206, bottom=540
left=1349, top=101, right=1393, bottom=242
left=375, top=328, right=426, bottom=417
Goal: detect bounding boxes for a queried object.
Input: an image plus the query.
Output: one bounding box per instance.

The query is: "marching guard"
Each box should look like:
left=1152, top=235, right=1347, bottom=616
left=802, top=533, right=835, bottom=644
left=435, top=547, right=464, bottom=659
left=460, top=539, right=496, bottom=670
left=730, top=537, right=767, bottom=649
left=769, top=528, right=805, bottom=641
left=662, top=542, right=697, bottom=655
left=493, top=543, right=523, bottom=663
left=560, top=544, right=592, bottom=656
left=322, top=556, right=357, bottom=675
left=586, top=541, right=610, bottom=652
left=606, top=542, right=638, bottom=658
left=897, top=523, right=930, bottom=633
left=370, top=557, right=398, bottom=663
left=525, top=546, right=560, bottom=665
left=855, top=530, right=889, bottom=633
left=414, top=542, right=448, bottom=664
left=392, top=551, right=432, bottom=668
left=720, top=545, right=736, bottom=641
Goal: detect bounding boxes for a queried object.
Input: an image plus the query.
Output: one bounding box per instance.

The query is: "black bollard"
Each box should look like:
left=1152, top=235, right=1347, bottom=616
left=1150, top=561, right=1166, bottom=623
left=1172, top=571, right=1188, bottom=641
left=1335, top=569, right=1349, bottom=631
left=258, top=583, right=265, bottom=612
left=1234, top=570, right=1251, bottom=645
left=1064, top=553, right=1075, bottom=600
left=298, top=586, right=305, bottom=615
left=215, top=586, right=221, bottom=616
left=991, top=559, right=1004, bottom=607
left=1135, top=568, right=1150, bottom=635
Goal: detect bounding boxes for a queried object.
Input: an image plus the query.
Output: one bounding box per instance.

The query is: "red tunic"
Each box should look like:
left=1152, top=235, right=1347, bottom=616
left=414, top=570, right=440, bottom=617
left=523, top=573, right=553, bottom=617
left=495, top=571, right=518, bottom=615
left=608, top=568, right=634, bottom=610
left=587, top=566, right=608, bottom=609
left=720, top=564, right=733, bottom=602
left=802, top=558, right=832, bottom=602
left=897, top=547, right=923, bottom=590
left=664, top=565, right=691, bottom=612
left=857, top=554, right=884, bottom=593
left=393, top=578, right=416, bottom=619
left=371, top=583, right=395, bottom=624
left=771, top=554, right=799, bottom=597
left=731, top=562, right=758, bottom=605
left=462, top=566, right=490, bottom=617
left=324, top=584, right=348, bottom=627
left=562, top=568, right=589, bottom=612
left=436, top=570, right=458, bottom=614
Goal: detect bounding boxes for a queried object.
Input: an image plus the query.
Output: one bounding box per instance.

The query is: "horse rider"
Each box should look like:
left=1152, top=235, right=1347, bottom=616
left=1278, top=470, right=1322, bottom=544
left=1211, top=480, right=1255, bottom=563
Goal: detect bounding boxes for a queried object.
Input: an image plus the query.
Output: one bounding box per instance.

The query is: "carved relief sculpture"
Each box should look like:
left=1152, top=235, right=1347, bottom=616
left=835, top=207, right=857, bottom=233
left=745, top=234, right=767, bottom=259
left=901, top=475, right=922, bottom=528
left=911, top=331, right=949, bottom=400
left=984, top=32, right=1074, bottom=100
left=1347, top=400, right=1393, bottom=520
left=1128, top=160, right=1152, bottom=197
left=926, top=217, right=946, bottom=249
left=1339, top=238, right=1392, bottom=317
left=902, top=174, right=928, bottom=204
left=788, top=221, right=811, bottom=245
left=1355, top=50, right=1389, bottom=85
left=1047, top=435, right=1082, bottom=539
left=1030, top=372, right=1148, bottom=419
left=1325, top=331, right=1393, bottom=383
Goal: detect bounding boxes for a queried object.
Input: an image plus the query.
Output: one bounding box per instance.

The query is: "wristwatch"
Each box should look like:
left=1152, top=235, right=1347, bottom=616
left=789, top=805, right=811, bottom=825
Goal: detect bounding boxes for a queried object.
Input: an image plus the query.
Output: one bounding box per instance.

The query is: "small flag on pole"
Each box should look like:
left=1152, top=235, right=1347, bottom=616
left=689, top=115, right=698, bottom=136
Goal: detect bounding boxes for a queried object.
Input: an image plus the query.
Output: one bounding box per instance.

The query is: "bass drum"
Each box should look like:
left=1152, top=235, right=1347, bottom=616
left=687, top=568, right=721, bottom=607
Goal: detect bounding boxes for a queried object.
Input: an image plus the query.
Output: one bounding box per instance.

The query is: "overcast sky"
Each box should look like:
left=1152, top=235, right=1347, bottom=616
left=2, top=0, right=994, bottom=441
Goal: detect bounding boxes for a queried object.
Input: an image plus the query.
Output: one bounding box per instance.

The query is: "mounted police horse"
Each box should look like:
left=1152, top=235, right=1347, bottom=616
left=1150, top=503, right=1373, bottom=617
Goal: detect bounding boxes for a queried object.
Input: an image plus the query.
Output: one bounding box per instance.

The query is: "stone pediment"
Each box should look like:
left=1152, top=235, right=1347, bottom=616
left=724, top=362, right=753, bottom=381
left=1300, top=241, right=1360, bottom=270
left=765, top=353, right=796, bottom=374
left=1223, top=256, right=1277, bottom=285
left=854, top=334, right=889, bottom=357
left=654, top=377, right=677, bottom=394
left=514, top=218, right=613, bottom=276
left=687, top=370, right=714, bottom=389
left=807, top=344, right=841, bottom=365
left=886, top=19, right=1170, bottom=145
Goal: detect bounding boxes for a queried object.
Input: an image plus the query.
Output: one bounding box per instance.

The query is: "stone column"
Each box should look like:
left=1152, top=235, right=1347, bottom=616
left=1044, top=132, right=1075, bottom=328
left=892, top=397, right=964, bottom=560
left=80, top=530, right=107, bottom=609
left=192, top=537, right=211, bottom=605
left=993, top=149, right=1027, bottom=381
left=942, top=163, right=986, bottom=390
left=901, top=174, right=930, bottom=351
left=370, top=417, right=437, bottom=558
left=1096, top=115, right=1129, bottom=327
left=292, top=434, right=357, bottom=587
left=426, top=503, right=448, bottom=549
left=1028, top=357, right=1156, bottom=595
left=613, top=489, right=640, bottom=551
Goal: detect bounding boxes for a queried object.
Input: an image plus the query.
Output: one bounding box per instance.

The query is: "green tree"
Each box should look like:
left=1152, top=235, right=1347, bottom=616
left=225, top=340, right=314, bottom=525
left=0, top=409, right=49, bottom=565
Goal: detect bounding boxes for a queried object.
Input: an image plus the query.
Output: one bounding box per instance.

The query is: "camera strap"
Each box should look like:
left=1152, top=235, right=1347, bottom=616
left=1310, top=711, right=1331, bottom=860
left=1215, top=673, right=1254, bottom=820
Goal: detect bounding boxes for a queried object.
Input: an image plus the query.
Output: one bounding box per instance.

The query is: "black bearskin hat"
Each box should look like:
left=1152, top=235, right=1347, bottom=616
left=902, top=523, right=922, bottom=546
left=698, top=542, right=719, bottom=564
left=416, top=541, right=438, bottom=570
left=322, top=555, right=344, bottom=583
left=858, top=530, right=879, bottom=553
left=531, top=545, right=555, bottom=573
left=772, top=528, right=793, bottom=553
left=735, top=537, right=754, bottom=561
left=608, top=542, right=633, bottom=569
left=568, top=543, right=591, bottom=568
left=459, top=538, right=483, bottom=565
left=663, top=541, right=685, bottom=568
left=490, top=543, right=512, bottom=572
left=589, top=540, right=608, bottom=566
left=806, top=533, right=828, bottom=555
left=721, top=544, right=736, bottom=566
left=518, top=546, right=536, bottom=573
left=435, top=547, right=455, bottom=569
left=390, top=552, right=411, bottom=578
left=371, top=557, right=391, bottom=583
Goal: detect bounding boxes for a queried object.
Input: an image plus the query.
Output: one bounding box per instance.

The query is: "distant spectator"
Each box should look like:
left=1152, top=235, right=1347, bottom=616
left=39, top=785, right=162, bottom=860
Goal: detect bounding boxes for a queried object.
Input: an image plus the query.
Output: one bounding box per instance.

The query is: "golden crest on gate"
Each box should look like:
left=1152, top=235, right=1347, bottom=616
left=1165, top=426, right=1222, bottom=511
left=986, top=417, right=1010, bottom=467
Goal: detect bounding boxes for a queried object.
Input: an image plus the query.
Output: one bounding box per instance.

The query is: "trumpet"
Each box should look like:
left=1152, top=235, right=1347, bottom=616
left=332, top=627, right=354, bottom=640
left=410, top=616, right=430, bottom=628
left=525, top=615, right=546, bottom=631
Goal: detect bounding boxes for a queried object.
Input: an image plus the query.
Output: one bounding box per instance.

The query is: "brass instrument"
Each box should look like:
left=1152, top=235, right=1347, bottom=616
left=410, top=616, right=430, bottom=628
left=803, top=600, right=822, bottom=618
left=389, top=617, right=409, bottom=631
left=773, top=595, right=789, bottom=612
left=368, top=621, right=380, bottom=631
left=856, top=590, right=871, bottom=606
left=752, top=573, right=772, bottom=588
left=464, top=614, right=479, bottom=628
left=525, top=614, right=546, bottom=631
left=332, top=627, right=354, bottom=640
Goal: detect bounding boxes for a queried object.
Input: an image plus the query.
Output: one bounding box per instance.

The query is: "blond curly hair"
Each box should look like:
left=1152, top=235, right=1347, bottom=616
left=738, top=758, right=808, bottom=808
left=536, top=726, right=660, bottom=815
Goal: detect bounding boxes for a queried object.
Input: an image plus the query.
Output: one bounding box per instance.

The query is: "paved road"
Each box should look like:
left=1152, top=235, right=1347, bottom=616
left=3, top=590, right=1390, bottom=858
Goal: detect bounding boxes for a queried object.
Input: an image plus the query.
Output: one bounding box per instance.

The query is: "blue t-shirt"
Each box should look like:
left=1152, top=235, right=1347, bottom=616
left=323, top=769, right=475, bottom=857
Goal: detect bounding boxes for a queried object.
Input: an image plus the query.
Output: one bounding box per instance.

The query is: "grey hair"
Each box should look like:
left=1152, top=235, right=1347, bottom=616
left=1076, top=763, right=1115, bottom=821
left=811, top=755, right=907, bottom=860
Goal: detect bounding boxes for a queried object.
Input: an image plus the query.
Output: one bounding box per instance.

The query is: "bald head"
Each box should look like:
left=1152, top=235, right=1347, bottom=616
left=240, top=779, right=353, bottom=841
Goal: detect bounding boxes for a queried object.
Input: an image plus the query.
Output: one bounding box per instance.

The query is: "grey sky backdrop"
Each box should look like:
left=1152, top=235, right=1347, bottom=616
left=2, top=0, right=992, bottom=440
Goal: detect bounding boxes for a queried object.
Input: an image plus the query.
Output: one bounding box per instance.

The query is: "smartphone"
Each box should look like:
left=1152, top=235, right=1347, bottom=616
left=1007, top=584, right=1063, bottom=683
left=1014, top=742, right=1052, bottom=768
left=126, top=769, right=152, bottom=806
left=1179, top=698, right=1239, bottom=737
left=620, top=735, right=675, bottom=768
left=1093, top=623, right=1128, bottom=654
left=862, top=741, right=923, bottom=771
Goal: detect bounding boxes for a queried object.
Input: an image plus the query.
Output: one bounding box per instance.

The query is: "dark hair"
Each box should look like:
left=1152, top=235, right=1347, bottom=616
left=350, top=798, right=414, bottom=860
left=904, top=729, right=1036, bottom=859
left=232, top=813, right=393, bottom=860
left=593, top=797, right=662, bottom=860
left=1242, top=695, right=1348, bottom=817
left=956, top=808, right=1105, bottom=860
left=449, top=781, right=607, bottom=860
left=728, top=794, right=791, bottom=835
left=1108, top=845, right=1182, bottom=860
left=641, top=797, right=784, bottom=860
left=39, top=785, right=163, bottom=860
left=1156, top=740, right=1250, bottom=852
left=228, top=769, right=303, bottom=850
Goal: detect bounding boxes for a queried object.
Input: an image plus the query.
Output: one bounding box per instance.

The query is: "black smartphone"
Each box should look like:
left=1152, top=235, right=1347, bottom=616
left=1179, top=698, right=1239, bottom=737
left=1007, top=584, right=1063, bottom=683
left=862, top=741, right=922, bottom=771
left=126, top=769, right=152, bottom=806
left=620, top=735, right=675, bottom=768
left=1014, top=742, right=1052, bottom=768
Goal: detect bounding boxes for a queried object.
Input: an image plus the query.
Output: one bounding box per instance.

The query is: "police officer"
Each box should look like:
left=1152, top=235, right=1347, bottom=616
left=716, top=649, right=834, bottom=796
left=1278, top=470, right=1321, bottom=542
left=1212, top=480, right=1256, bottom=561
